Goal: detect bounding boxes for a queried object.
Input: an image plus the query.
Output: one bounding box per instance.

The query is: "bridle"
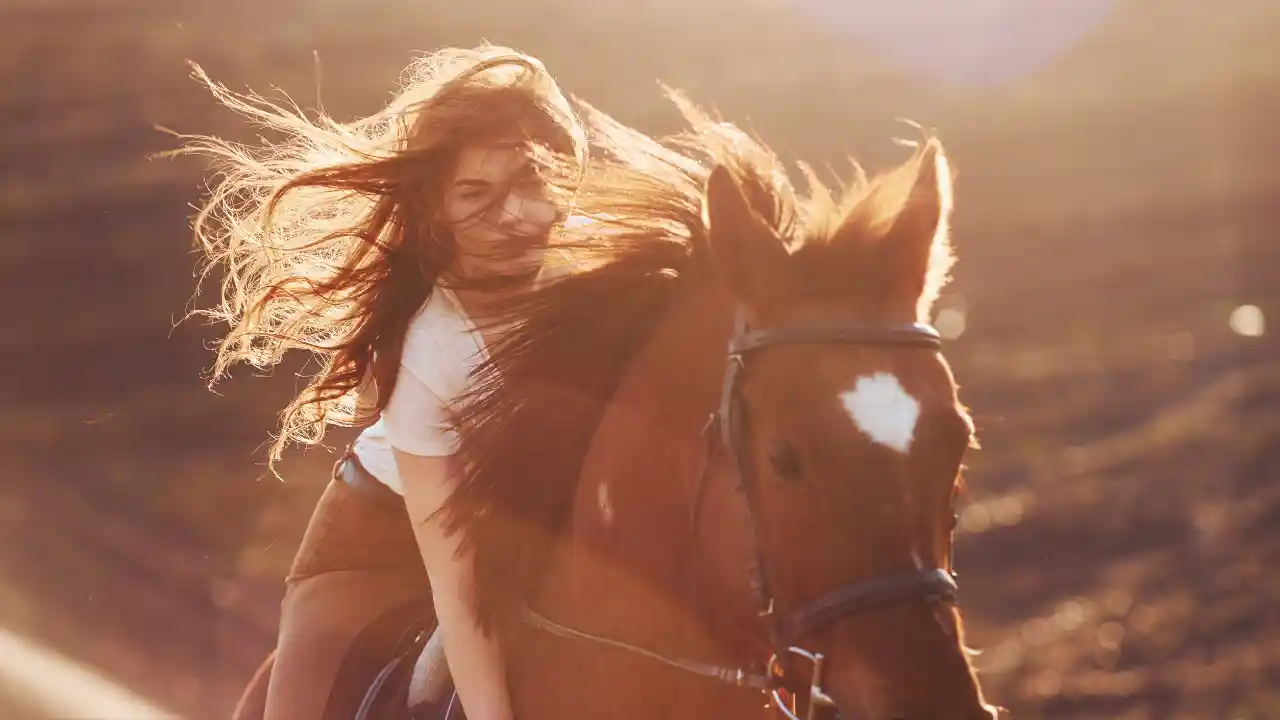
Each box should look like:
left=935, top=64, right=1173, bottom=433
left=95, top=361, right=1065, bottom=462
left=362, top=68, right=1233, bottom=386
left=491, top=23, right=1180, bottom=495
left=712, top=310, right=959, bottom=718
left=524, top=309, right=960, bottom=720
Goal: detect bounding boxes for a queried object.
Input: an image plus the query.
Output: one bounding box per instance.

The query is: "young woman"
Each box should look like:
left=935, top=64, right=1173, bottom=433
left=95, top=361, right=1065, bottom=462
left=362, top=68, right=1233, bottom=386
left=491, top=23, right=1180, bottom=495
left=178, top=44, right=587, bottom=720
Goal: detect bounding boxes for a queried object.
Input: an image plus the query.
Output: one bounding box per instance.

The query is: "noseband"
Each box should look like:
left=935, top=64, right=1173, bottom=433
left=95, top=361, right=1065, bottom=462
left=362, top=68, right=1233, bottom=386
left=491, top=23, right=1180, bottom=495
left=524, top=309, right=959, bottom=719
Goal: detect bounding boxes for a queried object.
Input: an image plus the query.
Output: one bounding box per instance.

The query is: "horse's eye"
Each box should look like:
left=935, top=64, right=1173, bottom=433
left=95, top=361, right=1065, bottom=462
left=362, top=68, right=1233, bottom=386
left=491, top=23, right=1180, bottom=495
left=769, top=442, right=804, bottom=482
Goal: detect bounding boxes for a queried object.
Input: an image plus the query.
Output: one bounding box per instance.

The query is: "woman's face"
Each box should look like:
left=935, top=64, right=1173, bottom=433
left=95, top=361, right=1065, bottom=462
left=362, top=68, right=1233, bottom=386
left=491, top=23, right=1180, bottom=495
left=438, top=140, right=560, bottom=284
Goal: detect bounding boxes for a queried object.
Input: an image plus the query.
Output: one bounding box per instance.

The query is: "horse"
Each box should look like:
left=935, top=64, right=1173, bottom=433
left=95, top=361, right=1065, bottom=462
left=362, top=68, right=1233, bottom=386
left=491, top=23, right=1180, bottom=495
left=441, top=90, right=999, bottom=720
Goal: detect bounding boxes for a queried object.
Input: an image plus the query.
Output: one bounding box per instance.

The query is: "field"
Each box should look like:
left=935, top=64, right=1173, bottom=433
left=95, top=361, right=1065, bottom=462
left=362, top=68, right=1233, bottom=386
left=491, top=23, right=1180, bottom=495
left=1, top=1, right=1277, bottom=718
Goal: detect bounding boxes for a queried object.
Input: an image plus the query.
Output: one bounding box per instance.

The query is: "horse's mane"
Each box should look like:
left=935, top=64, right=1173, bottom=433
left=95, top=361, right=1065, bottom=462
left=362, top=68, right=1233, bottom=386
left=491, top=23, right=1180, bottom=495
left=442, top=89, right=942, bottom=630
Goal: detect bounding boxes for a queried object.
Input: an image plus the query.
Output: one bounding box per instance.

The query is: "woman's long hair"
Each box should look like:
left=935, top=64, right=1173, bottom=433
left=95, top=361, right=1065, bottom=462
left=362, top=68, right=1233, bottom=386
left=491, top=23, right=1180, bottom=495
left=171, top=44, right=587, bottom=474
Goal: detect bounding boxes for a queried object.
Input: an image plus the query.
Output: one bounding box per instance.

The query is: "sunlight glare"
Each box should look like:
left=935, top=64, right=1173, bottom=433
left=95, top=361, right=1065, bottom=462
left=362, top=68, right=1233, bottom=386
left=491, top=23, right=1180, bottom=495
left=0, top=626, right=179, bottom=720
left=1228, top=304, right=1265, bottom=337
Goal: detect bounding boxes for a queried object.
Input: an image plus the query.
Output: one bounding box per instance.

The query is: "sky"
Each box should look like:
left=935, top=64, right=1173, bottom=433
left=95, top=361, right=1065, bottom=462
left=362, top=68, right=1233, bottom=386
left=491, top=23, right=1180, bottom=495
left=791, top=0, right=1119, bottom=86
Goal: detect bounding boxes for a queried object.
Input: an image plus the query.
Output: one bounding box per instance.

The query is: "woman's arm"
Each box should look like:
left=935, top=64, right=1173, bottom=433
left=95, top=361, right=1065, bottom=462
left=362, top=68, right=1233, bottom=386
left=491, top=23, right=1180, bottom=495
left=394, top=449, right=514, bottom=720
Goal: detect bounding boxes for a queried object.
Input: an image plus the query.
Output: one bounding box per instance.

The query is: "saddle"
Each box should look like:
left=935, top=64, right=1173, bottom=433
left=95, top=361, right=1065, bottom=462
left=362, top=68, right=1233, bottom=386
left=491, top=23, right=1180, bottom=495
left=362, top=618, right=469, bottom=720
left=232, top=614, right=464, bottom=720
left=353, top=613, right=433, bottom=720
left=350, top=611, right=471, bottom=720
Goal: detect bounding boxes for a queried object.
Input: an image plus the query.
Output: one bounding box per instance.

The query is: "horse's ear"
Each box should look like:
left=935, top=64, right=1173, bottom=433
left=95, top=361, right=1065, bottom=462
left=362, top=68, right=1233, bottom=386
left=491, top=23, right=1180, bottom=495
left=702, top=164, right=792, bottom=309
left=855, top=138, right=955, bottom=320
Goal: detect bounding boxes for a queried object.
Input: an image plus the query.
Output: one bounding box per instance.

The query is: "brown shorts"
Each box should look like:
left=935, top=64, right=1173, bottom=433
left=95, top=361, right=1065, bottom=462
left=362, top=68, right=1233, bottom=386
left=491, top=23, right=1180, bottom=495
left=254, top=456, right=434, bottom=720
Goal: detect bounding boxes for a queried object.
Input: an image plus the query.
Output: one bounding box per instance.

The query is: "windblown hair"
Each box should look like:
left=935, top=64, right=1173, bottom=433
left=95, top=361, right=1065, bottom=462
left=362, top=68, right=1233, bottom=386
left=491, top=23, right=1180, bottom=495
left=171, top=44, right=587, bottom=472
left=445, top=87, right=956, bottom=630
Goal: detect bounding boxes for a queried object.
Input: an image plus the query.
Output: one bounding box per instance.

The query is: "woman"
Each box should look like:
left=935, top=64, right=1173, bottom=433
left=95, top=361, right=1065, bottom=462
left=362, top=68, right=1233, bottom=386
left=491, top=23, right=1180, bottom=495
left=178, top=44, right=588, bottom=720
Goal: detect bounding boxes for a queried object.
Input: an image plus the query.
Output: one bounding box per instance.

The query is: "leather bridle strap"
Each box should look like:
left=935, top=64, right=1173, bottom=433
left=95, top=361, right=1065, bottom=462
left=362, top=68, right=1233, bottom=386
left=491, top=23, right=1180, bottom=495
left=774, top=568, right=958, bottom=649
left=730, top=322, right=943, bottom=354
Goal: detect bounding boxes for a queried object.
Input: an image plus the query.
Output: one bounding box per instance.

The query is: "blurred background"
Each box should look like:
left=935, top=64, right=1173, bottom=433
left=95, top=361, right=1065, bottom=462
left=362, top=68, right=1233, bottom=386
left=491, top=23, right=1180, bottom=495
left=1, top=0, right=1276, bottom=718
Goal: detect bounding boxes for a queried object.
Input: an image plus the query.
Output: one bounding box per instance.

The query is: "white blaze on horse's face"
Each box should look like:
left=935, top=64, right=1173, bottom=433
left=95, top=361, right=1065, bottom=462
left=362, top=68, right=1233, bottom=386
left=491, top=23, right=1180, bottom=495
left=838, top=373, right=921, bottom=454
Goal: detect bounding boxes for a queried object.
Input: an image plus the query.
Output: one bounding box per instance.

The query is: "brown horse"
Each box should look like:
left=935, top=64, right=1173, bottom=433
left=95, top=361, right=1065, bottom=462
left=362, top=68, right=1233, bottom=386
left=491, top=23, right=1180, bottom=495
left=445, top=91, right=998, bottom=720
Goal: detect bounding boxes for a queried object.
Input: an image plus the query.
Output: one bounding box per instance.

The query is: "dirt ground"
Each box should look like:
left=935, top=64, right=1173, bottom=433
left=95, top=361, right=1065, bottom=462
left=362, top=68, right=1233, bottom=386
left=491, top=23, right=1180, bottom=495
left=2, top=1, right=1276, bottom=718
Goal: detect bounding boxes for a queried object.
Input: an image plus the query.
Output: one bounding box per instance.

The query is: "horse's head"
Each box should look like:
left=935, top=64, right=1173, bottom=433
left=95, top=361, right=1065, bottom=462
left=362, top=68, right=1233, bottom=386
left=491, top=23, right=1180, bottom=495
left=697, top=138, right=996, bottom=719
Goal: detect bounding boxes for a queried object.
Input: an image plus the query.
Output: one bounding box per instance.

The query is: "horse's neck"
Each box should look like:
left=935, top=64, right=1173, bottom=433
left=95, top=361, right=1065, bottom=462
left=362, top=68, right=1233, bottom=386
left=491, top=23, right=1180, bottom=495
left=536, top=280, right=734, bottom=641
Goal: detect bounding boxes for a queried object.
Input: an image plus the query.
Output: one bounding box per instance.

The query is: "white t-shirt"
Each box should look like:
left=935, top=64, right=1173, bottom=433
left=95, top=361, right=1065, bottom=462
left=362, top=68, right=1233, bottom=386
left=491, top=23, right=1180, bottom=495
left=352, top=252, right=577, bottom=496
left=351, top=285, right=487, bottom=496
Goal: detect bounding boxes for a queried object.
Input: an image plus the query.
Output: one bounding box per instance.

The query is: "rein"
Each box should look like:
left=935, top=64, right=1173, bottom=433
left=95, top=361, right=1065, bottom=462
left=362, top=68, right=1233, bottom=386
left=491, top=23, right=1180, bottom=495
left=523, top=607, right=773, bottom=690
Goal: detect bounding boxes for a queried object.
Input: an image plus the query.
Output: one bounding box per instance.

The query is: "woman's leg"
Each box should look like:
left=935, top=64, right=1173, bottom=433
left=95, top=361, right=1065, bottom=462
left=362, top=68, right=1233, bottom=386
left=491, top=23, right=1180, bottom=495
left=263, top=473, right=433, bottom=720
